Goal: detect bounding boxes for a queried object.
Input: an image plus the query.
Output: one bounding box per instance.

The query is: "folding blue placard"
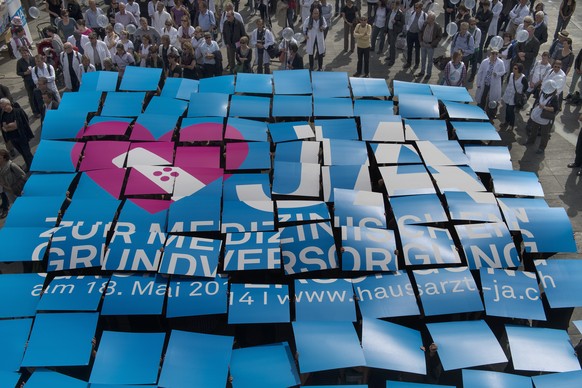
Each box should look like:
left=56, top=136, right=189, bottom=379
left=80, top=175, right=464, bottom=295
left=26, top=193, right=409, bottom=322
left=322, top=165, right=372, bottom=202
left=314, top=97, right=354, bottom=117
left=90, top=331, right=165, bottom=385
left=353, top=99, right=395, bottom=116
left=444, top=101, right=489, bottom=120
left=180, top=117, right=224, bottom=141
left=349, top=77, right=391, bottom=97
left=427, top=320, right=507, bottom=370
left=379, top=165, right=436, bottom=196
left=534, top=260, right=582, bottom=308
left=229, top=342, right=301, bottom=388
left=400, top=225, right=462, bottom=266
left=489, top=168, right=544, bottom=197
left=386, top=382, right=454, bottom=388
left=159, top=236, right=221, bottom=278
left=101, top=274, right=167, bottom=315
left=532, top=370, right=582, bottom=387
left=79, top=71, right=118, bottom=92
left=101, top=92, right=146, bottom=117
left=74, top=169, right=126, bottom=199
left=334, top=188, right=386, bottom=228
left=221, top=199, right=274, bottom=233
left=293, top=321, right=365, bottom=373
left=116, top=196, right=169, bottom=226
left=323, top=139, right=369, bottom=166
left=0, top=227, right=52, bottom=262
left=225, top=141, right=271, bottom=170
left=417, top=140, right=469, bottom=166
left=294, top=279, right=356, bottom=322
left=235, top=73, right=273, bottom=94
left=0, top=273, right=45, bottom=318
left=222, top=173, right=271, bottom=201
left=229, top=95, right=271, bottom=118
left=341, top=226, right=397, bottom=271
left=393, top=80, right=432, bottom=96
left=4, top=196, right=63, bottom=228
left=84, top=117, right=133, bottom=137
left=515, top=207, right=576, bottom=253
left=430, top=84, right=473, bottom=102
left=224, top=231, right=281, bottom=271
left=26, top=369, right=88, bottom=388
left=91, top=385, right=156, bottom=388
left=225, top=117, right=269, bottom=142
left=360, top=115, right=404, bottom=142
left=276, top=200, right=330, bottom=223
left=168, top=191, right=221, bottom=233
left=0, top=318, right=32, bottom=372
left=506, top=325, right=581, bottom=373
left=30, top=140, right=78, bottom=172
left=37, top=276, right=109, bottom=311
left=445, top=191, right=503, bottom=222
left=404, top=119, right=448, bottom=141
left=0, top=371, right=20, bottom=387
left=314, top=118, right=359, bottom=140
left=172, top=166, right=223, bottom=201
left=119, top=66, right=163, bottom=91
left=496, top=197, right=549, bottom=231
left=228, top=283, right=290, bottom=324
left=398, top=94, right=440, bottom=118
left=462, top=369, right=533, bottom=388
left=465, top=146, right=512, bottom=173
left=161, top=77, right=199, bottom=100
left=268, top=121, right=314, bottom=142
left=370, top=143, right=423, bottom=165
left=390, top=194, right=448, bottom=226
left=159, top=330, right=234, bottom=388
left=311, top=71, right=350, bottom=97
left=272, top=161, right=320, bottom=197
left=79, top=140, right=130, bottom=171
left=59, top=91, right=102, bottom=113
left=273, top=69, right=312, bottom=94
left=413, top=267, right=483, bottom=316
left=41, top=110, right=87, bottom=139
left=428, top=165, right=486, bottom=193
left=362, top=318, right=426, bottom=375
left=21, top=173, right=74, bottom=197
left=480, top=268, right=545, bottom=320
left=452, top=121, right=501, bottom=141
left=188, top=92, right=229, bottom=117
left=144, top=96, right=189, bottom=116
left=353, top=271, right=420, bottom=318
left=281, top=222, right=337, bottom=275
left=455, top=223, right=520, bottom=269
left=22, top=312, right=99, bottom=367
left=274, top=140, right=320, bottom=163
left=46, top=225, right=109, bottom=271
left=272, top=95, right=313, bottom=117
left=60, top=197, right=120, bottom=223
left=198, top=75, right=235, bottom=94
left=166, top=275, right=228, bottom=318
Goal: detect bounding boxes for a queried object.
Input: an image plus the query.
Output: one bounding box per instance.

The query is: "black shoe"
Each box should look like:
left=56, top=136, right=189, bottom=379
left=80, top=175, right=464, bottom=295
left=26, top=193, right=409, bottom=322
left=424, top=74, right=431, bottom=80
left=363, top=74, right=369, bottom=78
left=415, top=72, right=425, bottom=77
left=567, top=163, right=580, bottom=168
left=403, top=63, right=411, bottom=69
left=353, top=72, right=361, bottom=77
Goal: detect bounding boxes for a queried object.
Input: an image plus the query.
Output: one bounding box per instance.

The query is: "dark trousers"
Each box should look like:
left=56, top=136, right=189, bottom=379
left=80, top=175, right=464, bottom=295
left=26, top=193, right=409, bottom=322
left=505, top=103, right=517, bottom=126
left=575, top=127, right=582, bottom=165
left=286, top=8, right=294, bottom=30
left=256, top=49, right=270, bottom=74
left=386, top=29, right=398, bottom=62
left=356, top=46, right=370, bottom=75
left=526, top=118, right=552, bottom=150
left=370, top=25, right=386, bottom=52
left=24, top=81, right=39, bottom=115
left=9, top=136, right=33, bottom=170
left=406, top=31, right=420, bottom=65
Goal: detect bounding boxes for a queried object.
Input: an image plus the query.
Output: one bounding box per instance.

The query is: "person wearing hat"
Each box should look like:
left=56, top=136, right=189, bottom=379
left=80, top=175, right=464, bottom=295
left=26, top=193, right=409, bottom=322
left=549, top=30, right=569, bottom=60
left=9, top=26, right=32, bottom=60
left=524, top=79, right=560, bottom=154
left=475, top=49, right=505, bottom=119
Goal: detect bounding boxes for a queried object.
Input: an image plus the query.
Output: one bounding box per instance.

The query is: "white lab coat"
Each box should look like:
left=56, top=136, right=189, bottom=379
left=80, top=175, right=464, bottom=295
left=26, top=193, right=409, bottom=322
left=160, top=26, right=179, bottom=46
left=301, top=0, right=315, bottom=23
left=488, top=0, right=503, bottom=37
left=83, top=40, right=112, bottom=68
left=303, top=17, right=327, bottom=56
left=250, top=27, right=276, bottom=64
left=475, top=57, right=506, bottom=103
left=32, top=63, right=60, bottom=101
left=60, top=50, right=84, bottom=90
left=152, top=9, right=172, bottom=34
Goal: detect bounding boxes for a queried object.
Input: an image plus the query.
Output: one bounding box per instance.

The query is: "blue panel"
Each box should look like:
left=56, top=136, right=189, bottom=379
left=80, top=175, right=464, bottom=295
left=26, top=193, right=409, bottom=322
left=386, top=381, right=454, bottom=388
left=322, top=164, right=371, bottom=202
left=276, top=200, right=330, bottom=223
left=272, top=95, right=313, bottom=117
left=268, top=120, right=314, bottom=142
left=222, top=173, right=270, bottom=201
left=323, top=139, right=369, bottom=166
left=393, top=80, right=432, bottom=96
left=225, top=141, right=271, bottom=170
left=400, top=225, right=462, bottom=266
left=30, top=140, right=78, bottom=172
left=188, top=93, right=229, bottom=117
left=180, top=117, right=224, bottom=141
left=506, top=325, right=581, bottom=373
left=360, top=114, right=404, bottom=142
left=314, top=118, right=359, bottom=140
left=37, top=276, right=108, bottom=311
left=444, top=100, right=489, bottom=120
left=131, top=114, right=179, bottom=141
left=452, top=120, right=501, bottom=141
left=398, top=94, right=440, bottom=118
left=90, top=331, right=165, bottom=385
left=229, top=342, right=301, bottom=388
left=354, top=271, right=420, bottom=318
left=0, top=318, right=32, bottom=372
left=334, top=188, right=386, bottom=228
left=120, top=66, right=163, bottom=91
left=59, top=91, right=102, bottom=113
left=60, top=197, right=120, bottom=223
left=404, top=119, right=449, bottom=141
left=312, top=71, right=350, bottom=97
left=144, top=96, right=188, bottom=116
left=22, top=173, right=74, bottom=197
left=281, top=222, right=337, bottom=273
left=390, top=194, right=448, bottom=226
left=41, top=110, right=86, bottom=139
left=101, top=274, right=167, bottom=316
left=4, top=196, right=63, bottom=227
left=465, top=146, right=512, bottom=173
left=445, top=191, right=503, bottom=222
left=534, top=260, right=582, bottom=308
left=235, top=73, right=273, bottom=94
left=221, top=199, right=274, bottom=233
left=22, top=312, right=98, bottom=367
left=293, top=321, right=365, bottom=373
left=159, top=330, right=233, bottom=388
left=430, top=84, right=473, bottom=102
left=166, top=275, right=228, bottom=318
left=272, top=161, right=320, bottom=197
left=516, top=208, right=576, bottom=253
left=532, top=370, right=582, bottom=387
left=353, top=99, right=395, bottom=116
left=370, top=143, right=422, bottom=165
left=314, top=97, right=354, bottom=117
left=456, top=223, right=520, bottom=269
left=226, top=117, right=269, bottom=142
left=26, top=369, right=88, bottom=388
left=427, top=320, right=507, bottom=370
left=413, top=267, right=484, bottom=316
left=0, top=227, right=52, bottom=262
left=228, top=284, right=290, bottom=324
left=159, top=236, right=221, bottom=278
left=349, top=77, right=391, bottom=97
left=0, top=371, right=20, bottom=387
left=294, top=279, right=356, bottom=322
left=101, top=92, right=146, bottom=117
left=341, top=226, right=397, bottom=271
left=462, top=369, right=533, bottom=388
left=417, top=140, right=469, bottom=166
left=362, top=319, right=426, bottom=375
left=0, top=273, right=44, bottom=318
left=273, top=69, right=312, bottom=94
left=79, top=71, right=117, bottom=92
left=229, top=95, right=271, bottom=118
left=496, top=197, right=549, bottom=231
left=274, top=140, right=320, bottom=163
left=224, top=232, right=281, bottom=271
left=199, top=75, right=235, bottom=94
left=161, top=77, right=199, bottom=100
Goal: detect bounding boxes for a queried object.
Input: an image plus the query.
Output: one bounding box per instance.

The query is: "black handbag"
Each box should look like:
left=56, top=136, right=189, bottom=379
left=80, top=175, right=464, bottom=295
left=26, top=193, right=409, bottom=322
left=513, top=76, right=526, bottom=110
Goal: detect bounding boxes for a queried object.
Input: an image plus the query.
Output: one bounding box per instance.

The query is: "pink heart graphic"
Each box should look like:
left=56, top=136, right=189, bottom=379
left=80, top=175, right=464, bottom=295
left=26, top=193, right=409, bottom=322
left=70, top=120, right=248, bottom=214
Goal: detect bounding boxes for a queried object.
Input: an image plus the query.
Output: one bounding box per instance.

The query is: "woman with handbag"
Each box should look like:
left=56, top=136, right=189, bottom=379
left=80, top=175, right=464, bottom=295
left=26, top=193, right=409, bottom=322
left=501, top=62, right=528, bottom=132
left=525, top=79, right=560, bottom=154
left=0, top=149, right=27, bottom=219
